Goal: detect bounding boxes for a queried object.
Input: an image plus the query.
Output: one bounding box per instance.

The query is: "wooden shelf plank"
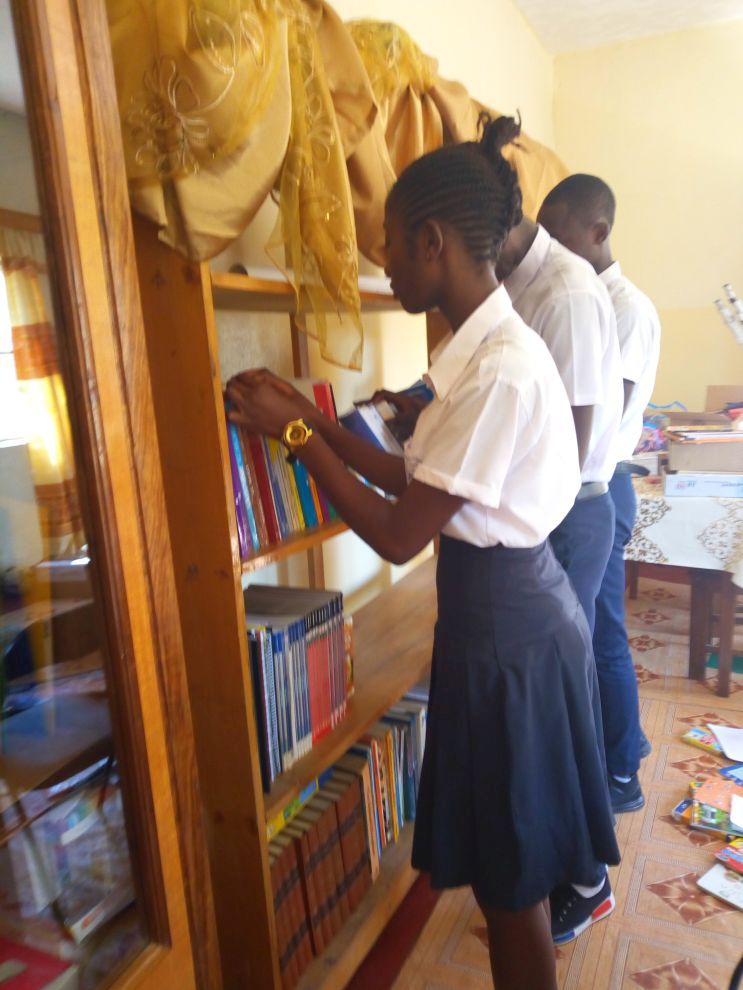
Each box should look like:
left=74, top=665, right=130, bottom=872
left=210, top=270, right=399, bottom=313
left=263, top=557, right=435, bottom=821
left=296, top=823, right=417, bottom=990
left=241, top=520, right=348, bottom=574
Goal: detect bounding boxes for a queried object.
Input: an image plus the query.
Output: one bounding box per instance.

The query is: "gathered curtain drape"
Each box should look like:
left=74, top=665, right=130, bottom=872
left=0, top=226, right=84, bottom=561
left=107, top=1, right=567, bottom=369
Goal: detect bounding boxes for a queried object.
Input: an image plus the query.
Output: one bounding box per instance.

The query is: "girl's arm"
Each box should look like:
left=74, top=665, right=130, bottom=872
left=227, top=377, right=463, bottom=563
left=229, top=370, right=408, bottom=496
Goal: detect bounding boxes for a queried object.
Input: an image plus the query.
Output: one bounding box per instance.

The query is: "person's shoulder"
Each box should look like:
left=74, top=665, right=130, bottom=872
left=611, top=273, right=660, bottom=325
left=544, top=237, right=610, bottom=301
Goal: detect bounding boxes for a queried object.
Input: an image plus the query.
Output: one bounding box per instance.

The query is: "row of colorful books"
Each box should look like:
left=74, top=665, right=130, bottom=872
left=225, top=379, right=339, bottom=560
left=268, top=691, right=428, bottom=989
left=245, top=585, right=351, bottom=790
left=675, top=727, right=743, bottom=910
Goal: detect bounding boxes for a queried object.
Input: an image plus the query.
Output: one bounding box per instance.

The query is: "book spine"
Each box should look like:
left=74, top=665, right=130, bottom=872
left=326, top=802, right=351, bottom=923
left=247, top=630, right=273, bottom=791
left=269, top=848, right=296, bottom=988
left=291, top=459, right=319, bottom=529
left=228, top=420, right=260, bottom=551
left=263, top=437, right=291, bottom=538
left=311, top=382, right=338, bottom=519
left=282, top=841, right=314, bottom=981
left=247, top=434, right=282, bottom=544
left=304, top=819, right=336, bottom=946
left=289, top=830, right=325, bottom=955
left=226, top=423, right=251, bottom=559
left=239, top=426, right=270, bottom=548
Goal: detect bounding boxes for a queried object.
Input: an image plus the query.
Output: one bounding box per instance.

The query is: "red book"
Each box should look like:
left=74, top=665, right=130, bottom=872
left=311, top=382, right=338, bottom=520
left=246, top=432, right=281, bottom=544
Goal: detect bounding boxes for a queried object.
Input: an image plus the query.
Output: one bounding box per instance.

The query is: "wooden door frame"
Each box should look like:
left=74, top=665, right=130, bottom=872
left=10, top=1, right=219, bottom=986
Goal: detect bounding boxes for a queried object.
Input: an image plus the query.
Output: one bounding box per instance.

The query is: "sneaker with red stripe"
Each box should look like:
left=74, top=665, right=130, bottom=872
left=550, top=875, right=615, bottom=945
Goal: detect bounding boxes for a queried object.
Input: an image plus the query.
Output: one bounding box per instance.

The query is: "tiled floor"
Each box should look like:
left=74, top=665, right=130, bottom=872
left=388, top=577, right=743, bottom=989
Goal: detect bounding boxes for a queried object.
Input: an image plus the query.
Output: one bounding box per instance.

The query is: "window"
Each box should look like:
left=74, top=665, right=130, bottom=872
left=0, top=271, right=25, bottom=444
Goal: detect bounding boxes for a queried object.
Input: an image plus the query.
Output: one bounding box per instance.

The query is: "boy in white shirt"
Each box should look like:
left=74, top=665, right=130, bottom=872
left=496, top=174, right=623, bottom=638
left=539, top=174, right=661, bottom=815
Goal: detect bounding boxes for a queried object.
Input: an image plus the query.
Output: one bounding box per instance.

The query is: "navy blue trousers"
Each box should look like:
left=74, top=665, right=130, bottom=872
left=592, top=470, right=641, bottom=778
left=549, top=491, right=615, bottom=636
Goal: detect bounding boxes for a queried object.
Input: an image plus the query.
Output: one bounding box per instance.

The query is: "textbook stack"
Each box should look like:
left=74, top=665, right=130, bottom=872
left=265, top=691, right=428, bottom=989
left=244, top=585, right=349, bottom=792
left=225, top=379, right=339, bottom=560
left=673, top=728, right=743, bottom=910
left=664, top=420, right=743, bottom=497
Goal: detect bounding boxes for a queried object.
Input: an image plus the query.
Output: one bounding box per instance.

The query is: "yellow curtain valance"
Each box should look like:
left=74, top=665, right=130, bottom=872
left=107, top=1, right=567, bottom=369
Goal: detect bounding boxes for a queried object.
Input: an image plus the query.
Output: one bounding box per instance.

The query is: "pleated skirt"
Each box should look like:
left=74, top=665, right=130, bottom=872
left=411, top=535, right=621, bottom=910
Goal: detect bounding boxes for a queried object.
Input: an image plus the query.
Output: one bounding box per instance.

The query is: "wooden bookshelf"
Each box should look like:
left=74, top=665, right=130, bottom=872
left=210, top=269, right=399, bottom=313
left=296, top=823, right=417, bottom=990
left=134, top=214, right=430, bottom=987
left=241, top=519, right=348, bottom=574
left=263, top=555, right=435, bottom=821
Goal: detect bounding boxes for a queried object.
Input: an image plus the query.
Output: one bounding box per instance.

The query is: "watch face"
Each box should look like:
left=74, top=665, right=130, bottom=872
left=283, top=419, right=311, bottom=448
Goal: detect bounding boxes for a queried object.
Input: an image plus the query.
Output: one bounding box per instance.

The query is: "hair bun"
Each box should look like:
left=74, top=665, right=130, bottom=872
left=479, top=111, right=522, bottom=158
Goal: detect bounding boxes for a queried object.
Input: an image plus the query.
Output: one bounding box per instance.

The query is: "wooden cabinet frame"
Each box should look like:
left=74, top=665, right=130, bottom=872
left=10, top=1, right=219, bottom=986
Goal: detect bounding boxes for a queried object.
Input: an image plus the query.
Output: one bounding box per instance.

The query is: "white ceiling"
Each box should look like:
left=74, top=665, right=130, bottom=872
left=511, top=0, right=743, bottom=53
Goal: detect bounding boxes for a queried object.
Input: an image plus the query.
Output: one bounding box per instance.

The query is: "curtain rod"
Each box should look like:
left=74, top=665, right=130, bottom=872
left=0, top=207, right=42, bottom=233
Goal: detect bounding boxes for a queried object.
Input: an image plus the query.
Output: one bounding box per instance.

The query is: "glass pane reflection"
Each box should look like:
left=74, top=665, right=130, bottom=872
left=0, top=12, right=147, bottom=989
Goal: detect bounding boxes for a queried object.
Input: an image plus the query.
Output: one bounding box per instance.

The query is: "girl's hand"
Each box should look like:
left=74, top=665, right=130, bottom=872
left=226, top=374, right=306, bottom=439
left=230, top=368, right=318, bottom=423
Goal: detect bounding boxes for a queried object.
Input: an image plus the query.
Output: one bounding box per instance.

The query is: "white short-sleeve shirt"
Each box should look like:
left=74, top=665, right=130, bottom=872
left=600, top=262, right=661, bottom=462
left=404, top=286, right=581, bottom=548
left=504, top=225, right=623, bottom=484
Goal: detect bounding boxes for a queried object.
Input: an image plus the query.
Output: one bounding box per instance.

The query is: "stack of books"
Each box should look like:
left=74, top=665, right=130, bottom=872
left=225, top=379, right=339, bottom=560
left=265, top=690, right=428, bottom=987
left=244, top=585, right=350, bottom=791
left=664, top=423, right=743, bottom=497
left=674, top=728, right=743, bottom=909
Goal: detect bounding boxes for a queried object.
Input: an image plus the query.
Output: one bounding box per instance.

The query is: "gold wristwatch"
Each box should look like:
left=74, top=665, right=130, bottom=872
left=282, top=418, right=314, bottom=462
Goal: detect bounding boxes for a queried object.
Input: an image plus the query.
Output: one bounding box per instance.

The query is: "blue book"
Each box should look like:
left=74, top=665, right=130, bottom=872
left=262, top=437, right=290, bottom=539
left=228, top=420, right=259, bottom=551
left=291, top=460, right=319, bottom=529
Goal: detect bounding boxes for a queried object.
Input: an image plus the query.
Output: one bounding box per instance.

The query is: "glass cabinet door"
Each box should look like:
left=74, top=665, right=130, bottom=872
left=0, top=1, right=206, bottom=987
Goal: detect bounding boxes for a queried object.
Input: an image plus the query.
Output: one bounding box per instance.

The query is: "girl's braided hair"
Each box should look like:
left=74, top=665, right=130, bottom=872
left=385, top=113, right=523, bottom=264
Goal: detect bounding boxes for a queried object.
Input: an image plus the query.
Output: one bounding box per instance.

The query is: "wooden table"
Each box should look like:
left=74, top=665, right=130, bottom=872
left=625, top=476, right=743, bottom=696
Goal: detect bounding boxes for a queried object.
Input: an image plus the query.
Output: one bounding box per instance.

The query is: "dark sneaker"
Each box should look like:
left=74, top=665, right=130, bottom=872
left=550, top=876, right=615, bottom=945
left=609, top=773, right=645, bottom=813
left=639, top=731, right=652, bottom=760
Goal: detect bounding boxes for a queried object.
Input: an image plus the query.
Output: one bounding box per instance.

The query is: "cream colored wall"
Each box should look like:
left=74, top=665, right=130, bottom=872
left=553, top=21, right=743, bottom=411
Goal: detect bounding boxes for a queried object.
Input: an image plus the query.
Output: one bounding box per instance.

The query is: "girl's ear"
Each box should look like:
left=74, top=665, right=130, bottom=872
left=420, top=219, right=445, bottom=261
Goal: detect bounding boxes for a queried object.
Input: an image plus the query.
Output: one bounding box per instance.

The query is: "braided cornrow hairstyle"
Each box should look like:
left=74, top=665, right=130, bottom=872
left=385, top=113, right=524, bottom=266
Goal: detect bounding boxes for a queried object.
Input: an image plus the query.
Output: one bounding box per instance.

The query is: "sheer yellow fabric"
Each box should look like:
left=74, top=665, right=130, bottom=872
left=107, top=0, right=290, bottom=260
left=107, top=4, right=567, bottom=369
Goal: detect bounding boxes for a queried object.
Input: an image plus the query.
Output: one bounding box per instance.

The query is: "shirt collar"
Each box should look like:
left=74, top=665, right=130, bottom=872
left=599, top=260, right=622, bottom=287
left=504, top=224, right=551, bottom=304
left=424, top=286, right=513, bottom=400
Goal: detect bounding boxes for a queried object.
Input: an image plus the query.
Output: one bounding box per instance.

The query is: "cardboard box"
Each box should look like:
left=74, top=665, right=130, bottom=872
left=706, top=386, right=743, bottom=412
left=664, top=471, right=743, bottom=497
left=666, top=411, right=730, bottom=427
left=667, top=438, right=743, bottom=473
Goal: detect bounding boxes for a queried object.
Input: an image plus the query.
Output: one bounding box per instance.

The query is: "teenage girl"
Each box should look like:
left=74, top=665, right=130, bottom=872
left=227, top=116, right=619, bottom=990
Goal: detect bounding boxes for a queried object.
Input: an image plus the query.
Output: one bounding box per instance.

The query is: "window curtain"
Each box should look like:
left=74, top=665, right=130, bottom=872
left=0, top=227, right=83, bottom=561
left=106, top=2, right=568, bottom=370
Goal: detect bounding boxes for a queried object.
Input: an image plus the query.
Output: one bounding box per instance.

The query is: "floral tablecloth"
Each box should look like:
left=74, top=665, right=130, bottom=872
left=626, top=476, right=743, bottom=587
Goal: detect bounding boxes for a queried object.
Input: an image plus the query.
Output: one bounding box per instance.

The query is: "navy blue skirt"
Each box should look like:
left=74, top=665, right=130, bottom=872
left=411, top=535, right=620, bottom=910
